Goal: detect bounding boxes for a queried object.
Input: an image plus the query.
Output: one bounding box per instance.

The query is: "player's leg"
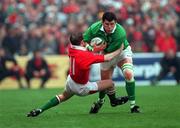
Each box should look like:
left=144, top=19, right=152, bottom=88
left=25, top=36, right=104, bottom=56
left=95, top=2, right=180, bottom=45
left=100, top=68, right=114, bottom=102
left=118, top=58, right=140, bottom=113
left=27, top=77, right=74, bottom=117
left=101, top=69, right=128, bottom=106
left=89, top=68, right=113, bottom=113
left=89, top=79, right=128, bottom=113
left=40, top=91, right=74, bottom=112
left=89, top=79, right=113, bottom=113
left=89, top=68, right=128, bottom=114
left=96, top=79, right=114, bottom=90
left=97, top=79, right=128, bottom=106
left=27, top=91, right=74, bottom=117
left=117, top=46, right=140, bottom=113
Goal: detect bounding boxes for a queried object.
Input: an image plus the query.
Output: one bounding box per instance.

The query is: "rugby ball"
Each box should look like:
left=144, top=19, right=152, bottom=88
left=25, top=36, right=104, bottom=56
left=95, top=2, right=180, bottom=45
left=90, top=37, right=105, bottom=46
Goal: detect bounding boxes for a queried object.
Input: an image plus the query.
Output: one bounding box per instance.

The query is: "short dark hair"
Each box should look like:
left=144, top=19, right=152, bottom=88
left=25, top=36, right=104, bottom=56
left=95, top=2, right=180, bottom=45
left=69, top=33, right=83, bottom=46
left=102, top=12, right=117, bottom=22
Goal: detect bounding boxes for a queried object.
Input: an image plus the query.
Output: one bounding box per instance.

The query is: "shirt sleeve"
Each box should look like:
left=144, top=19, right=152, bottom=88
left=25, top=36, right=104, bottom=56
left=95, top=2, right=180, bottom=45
left=86, top=52, right=104, bottom=65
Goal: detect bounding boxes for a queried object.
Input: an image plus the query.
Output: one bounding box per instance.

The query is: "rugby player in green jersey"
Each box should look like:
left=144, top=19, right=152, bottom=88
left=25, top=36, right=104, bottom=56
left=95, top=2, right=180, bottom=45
left=83, top=11, right=140, bottom=113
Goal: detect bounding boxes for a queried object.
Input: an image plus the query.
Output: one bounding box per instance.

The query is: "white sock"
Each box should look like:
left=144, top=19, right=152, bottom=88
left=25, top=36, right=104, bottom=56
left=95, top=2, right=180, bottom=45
left=130, top=100, right=135, bottom=108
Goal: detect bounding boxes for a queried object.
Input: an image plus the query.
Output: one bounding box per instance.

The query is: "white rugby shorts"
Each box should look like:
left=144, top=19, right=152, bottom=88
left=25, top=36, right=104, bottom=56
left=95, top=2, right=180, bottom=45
left=65, top=75, right=98, bottom=96
left=101, top=46, right=133, bottom=70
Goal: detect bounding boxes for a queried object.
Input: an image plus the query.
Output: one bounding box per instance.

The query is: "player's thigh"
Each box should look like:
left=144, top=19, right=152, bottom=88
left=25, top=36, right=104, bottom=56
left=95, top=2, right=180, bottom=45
left=117, top=58, right=132, bottom=68
left=117, top=46, right=133, bottom=68
left=100, top=56, right=117, bottom=71
left=96, top=79, right=114, bottom=91
left=65, top=75, right=97, bottom=96
left=85, top=81, right=99, bottom=95
left=69, top=81, right=98, bottom=96
left=101, top=68, right=114, bottom=80
left=65, top=75, right=75, bottom=95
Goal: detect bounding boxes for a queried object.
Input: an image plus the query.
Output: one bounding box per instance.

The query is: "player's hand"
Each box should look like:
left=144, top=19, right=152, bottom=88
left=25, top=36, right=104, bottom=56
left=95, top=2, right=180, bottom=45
left=93, top=43, right=107, bottom=52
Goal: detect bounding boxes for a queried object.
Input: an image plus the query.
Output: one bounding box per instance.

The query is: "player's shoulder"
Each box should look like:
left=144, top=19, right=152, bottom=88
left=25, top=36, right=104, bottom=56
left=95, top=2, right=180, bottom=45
left=115, top=23, right=126, bottom=35
left=91, top=21, right=101, bottom=27
left=116, top=23, right=126, bottom=32
left=89, top=21, right=102, bottom=32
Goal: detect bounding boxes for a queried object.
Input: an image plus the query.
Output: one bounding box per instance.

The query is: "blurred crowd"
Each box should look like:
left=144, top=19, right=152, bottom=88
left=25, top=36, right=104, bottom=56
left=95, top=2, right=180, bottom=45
left=0, top=0, right=180, bottom=56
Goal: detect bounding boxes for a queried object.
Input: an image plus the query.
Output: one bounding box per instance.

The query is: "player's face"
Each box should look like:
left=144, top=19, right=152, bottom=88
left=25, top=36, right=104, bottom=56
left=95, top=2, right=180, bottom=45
left=102, top=20, right=116, bottom=33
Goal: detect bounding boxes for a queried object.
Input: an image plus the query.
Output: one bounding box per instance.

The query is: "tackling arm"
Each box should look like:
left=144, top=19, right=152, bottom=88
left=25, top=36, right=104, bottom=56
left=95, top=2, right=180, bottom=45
left=104, top=44, right=124, bottom=61
left=84, top=42, right=106, bottom=52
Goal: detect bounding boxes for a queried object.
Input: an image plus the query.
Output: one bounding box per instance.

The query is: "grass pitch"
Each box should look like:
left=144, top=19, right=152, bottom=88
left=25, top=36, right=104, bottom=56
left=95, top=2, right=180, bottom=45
left=0, top=86, right=180, bottom=128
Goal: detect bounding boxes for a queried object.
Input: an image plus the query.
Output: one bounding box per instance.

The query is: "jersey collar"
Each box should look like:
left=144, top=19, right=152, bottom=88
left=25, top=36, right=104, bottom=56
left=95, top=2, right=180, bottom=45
left=71, top=45, right=87, bottom=51
left=100, top=24, right=116, bottom=33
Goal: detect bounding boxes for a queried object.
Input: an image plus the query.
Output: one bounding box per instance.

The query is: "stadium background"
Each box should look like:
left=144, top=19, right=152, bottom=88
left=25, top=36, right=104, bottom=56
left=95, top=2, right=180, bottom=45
left=0, top=0, right=179, bottom=89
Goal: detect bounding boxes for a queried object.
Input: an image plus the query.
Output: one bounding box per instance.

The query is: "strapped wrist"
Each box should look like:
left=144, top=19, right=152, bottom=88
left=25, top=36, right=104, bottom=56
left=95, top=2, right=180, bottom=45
left=85, top=44, right=94, bottom=51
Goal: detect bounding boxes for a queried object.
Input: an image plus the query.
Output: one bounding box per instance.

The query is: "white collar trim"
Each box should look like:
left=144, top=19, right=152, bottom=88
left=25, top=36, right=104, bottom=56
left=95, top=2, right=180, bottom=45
left=71, top=45, right=87, bottom=51
left=100, top=24, right=116, bottom=33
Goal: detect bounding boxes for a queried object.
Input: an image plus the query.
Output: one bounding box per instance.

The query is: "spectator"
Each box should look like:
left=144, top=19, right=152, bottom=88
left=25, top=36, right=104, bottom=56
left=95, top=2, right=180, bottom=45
left=154, top=27, right=177, bottom=53
left=26, top=24, right=42, bottom=53
left=0, top=0, right=179, bottom=54
left=151, top=49, right=180, bottom=85
left=25, top=50, right=51, bottom=88
left=0, top=47, right=24, bottom=88
left=39, top=29, right=58, bottom=55
left=2, top=25, right=22, bottom=56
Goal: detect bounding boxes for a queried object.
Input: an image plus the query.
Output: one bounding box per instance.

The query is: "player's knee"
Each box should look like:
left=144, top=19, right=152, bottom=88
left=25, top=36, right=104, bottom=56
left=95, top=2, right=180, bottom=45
left=123, top=69, right=134, bottom=82
left=121, top=63, right=134, bottom=82
left=106, top=79, right=114, bottom=87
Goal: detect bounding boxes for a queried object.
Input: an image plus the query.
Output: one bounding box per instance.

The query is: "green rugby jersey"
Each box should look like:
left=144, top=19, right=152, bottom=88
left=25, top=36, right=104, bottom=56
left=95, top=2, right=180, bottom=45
left=83, top=21, right=129, bottom=53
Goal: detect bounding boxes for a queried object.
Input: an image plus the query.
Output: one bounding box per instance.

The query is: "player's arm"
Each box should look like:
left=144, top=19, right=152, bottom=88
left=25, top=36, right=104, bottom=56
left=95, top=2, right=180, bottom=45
left=83, top=26, right=103, bottom=52
left=104, top=44, right=124, bottom=61
left=84, top=41, right=106, bottom=52
left=84, top=42, right=94, bottom=51
left=83, top=28, right=106, bottom=52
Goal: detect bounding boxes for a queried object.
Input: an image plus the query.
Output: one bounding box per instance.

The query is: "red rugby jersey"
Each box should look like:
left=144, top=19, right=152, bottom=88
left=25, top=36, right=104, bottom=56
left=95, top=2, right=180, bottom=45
left=68, top=45, right=104, bottom=84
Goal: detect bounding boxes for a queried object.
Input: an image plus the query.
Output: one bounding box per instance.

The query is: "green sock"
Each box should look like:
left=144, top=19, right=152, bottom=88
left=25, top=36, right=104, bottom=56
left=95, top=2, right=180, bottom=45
left=40, top=96, right=60, bottom=112
left=125, top=81, right=135, bottom=101
left=99, top=91, right=106, bottom=100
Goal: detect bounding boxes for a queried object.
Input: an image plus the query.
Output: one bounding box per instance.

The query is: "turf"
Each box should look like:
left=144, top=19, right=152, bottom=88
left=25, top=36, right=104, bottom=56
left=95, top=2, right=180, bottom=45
left=0, top=86, right=180, bottom=128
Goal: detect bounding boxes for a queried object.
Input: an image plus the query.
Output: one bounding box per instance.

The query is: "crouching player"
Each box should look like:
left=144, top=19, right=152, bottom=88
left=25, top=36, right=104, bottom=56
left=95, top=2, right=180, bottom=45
left=27, top=33, right=128, bottom=117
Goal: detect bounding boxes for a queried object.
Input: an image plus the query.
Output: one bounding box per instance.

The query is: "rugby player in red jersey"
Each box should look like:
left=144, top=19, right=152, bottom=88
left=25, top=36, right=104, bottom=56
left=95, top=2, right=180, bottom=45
left=27, top=33, right=128, bottom=117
